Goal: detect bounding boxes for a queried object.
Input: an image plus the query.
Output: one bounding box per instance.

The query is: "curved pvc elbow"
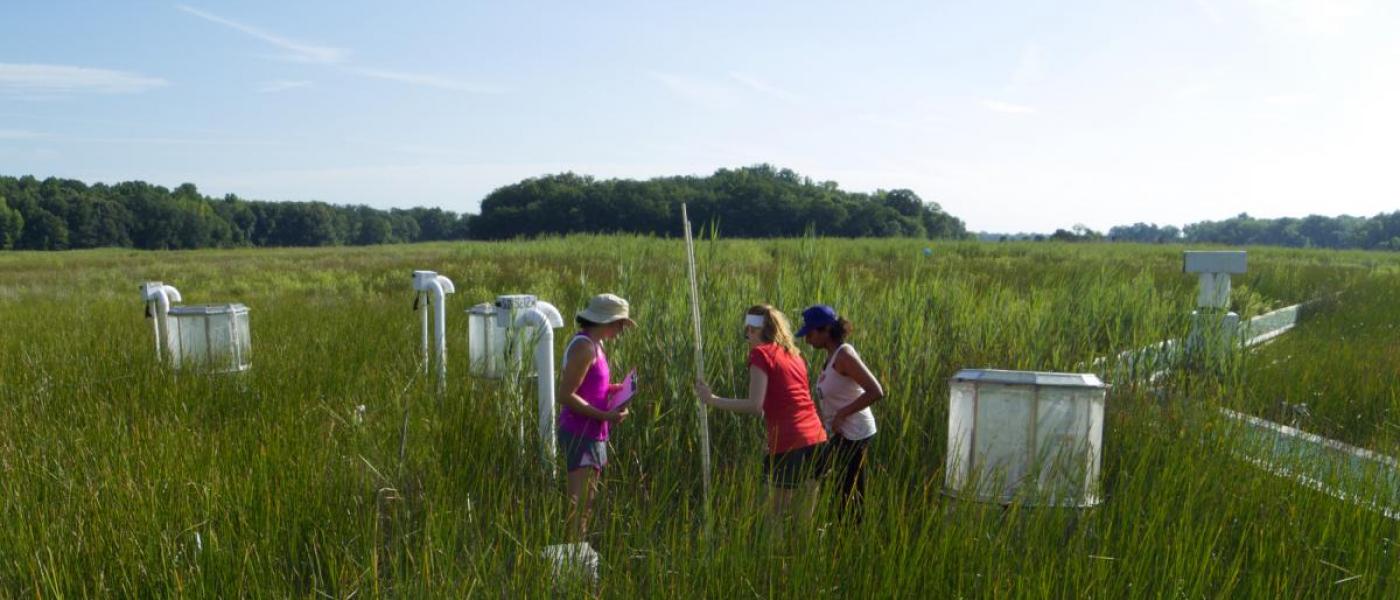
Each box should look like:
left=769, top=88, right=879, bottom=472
left=156, top=286, right=181, bottom=314
left=516, top=307, right=549, bottom=330
left=533, top=301, right=564, bottom=329
left=434, top=275, right=455, bottom=295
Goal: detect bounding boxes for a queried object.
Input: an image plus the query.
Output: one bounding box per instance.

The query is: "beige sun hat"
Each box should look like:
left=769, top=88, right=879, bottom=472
left=577, top=293, right=636, bottom=327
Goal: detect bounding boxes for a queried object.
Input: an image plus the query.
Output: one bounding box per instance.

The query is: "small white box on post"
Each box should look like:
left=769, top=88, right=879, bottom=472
left=494, top=294, right=541, bottom=377
left=945, top=369, right=1106, bottom=507
left=1183, top=251, right=1246, bottom=309
left=1183, top=251, right=1246, bottom=367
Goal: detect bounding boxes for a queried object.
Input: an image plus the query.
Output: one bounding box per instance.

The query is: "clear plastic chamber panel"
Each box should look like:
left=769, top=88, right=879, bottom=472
left=944, top=369, right=1104, bottom=507
left=165, top=304, right=250, bottom=373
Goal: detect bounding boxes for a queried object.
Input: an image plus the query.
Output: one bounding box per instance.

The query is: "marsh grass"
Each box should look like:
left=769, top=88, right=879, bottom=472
left=1, top=239, right=1398, bottom=596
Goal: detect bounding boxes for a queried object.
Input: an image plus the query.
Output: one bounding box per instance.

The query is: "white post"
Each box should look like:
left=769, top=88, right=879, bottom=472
left=142, top=282, right=181, bottom=366
left=150, top=302, right=163, bottom=360
left=420, top=292, right=430, bottom=374
left=1183, top=251, right=1247, bottom=368
left=413, top=271, right=455, bottom=392
left=433, top=276, right=453, bottom=391
left=517, top=301, right=564, bottom=477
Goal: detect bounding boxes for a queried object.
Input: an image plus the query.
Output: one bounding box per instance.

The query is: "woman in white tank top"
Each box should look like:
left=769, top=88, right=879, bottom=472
left=795, top=304, right=885, bottom=523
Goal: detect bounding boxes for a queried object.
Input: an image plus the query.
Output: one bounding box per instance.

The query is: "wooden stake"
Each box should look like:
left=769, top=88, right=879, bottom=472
left=682, top=204, right=713, bottom=526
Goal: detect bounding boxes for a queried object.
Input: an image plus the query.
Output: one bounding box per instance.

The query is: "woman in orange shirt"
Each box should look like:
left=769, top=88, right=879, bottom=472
left=696, top=304, right=828, bottom=537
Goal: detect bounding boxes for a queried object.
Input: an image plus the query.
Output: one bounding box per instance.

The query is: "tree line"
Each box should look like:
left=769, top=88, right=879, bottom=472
left=0, top=176, right=466, bottom=250
left=0, top=165, right=969, bottom=250
left=5, top=168, right=1396, bottom=251
left=979, top=213, right=1400, bottom=251
left=1101, top=213, right=1400, bottom=250
left=471, top=165, right=969, bottom=240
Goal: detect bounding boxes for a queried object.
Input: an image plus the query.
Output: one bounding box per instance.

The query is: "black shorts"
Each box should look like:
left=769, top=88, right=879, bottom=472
left=764, top=443, right=825, bottom=489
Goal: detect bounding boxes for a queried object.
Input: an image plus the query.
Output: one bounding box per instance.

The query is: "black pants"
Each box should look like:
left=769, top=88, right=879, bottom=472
left=826, top=434, right=872, bottom=523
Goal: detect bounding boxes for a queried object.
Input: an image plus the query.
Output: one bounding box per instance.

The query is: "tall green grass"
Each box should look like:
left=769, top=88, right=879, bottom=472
left=1, top=239, right=1397, bottom=596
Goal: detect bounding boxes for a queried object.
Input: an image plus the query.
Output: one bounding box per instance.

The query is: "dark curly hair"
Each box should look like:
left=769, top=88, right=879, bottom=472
left=826, top=317, right=854, bottom=343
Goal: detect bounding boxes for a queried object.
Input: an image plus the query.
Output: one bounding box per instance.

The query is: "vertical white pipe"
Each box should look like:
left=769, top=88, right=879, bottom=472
left=430, top=281, right=448, bottom=393
left=149, top=300, right=163, bottom=360
left=517, top=304, right=561, bottom=478
left=156, top=289, right=173, bottom=365
left=420, top=292, right=430, bottom=375
left=143, top=283, right=180, bottom=367
left=536, top=318, right=556, bottom=473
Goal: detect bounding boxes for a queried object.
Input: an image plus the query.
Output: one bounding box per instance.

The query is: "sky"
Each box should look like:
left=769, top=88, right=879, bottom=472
left=2, top=0, right=1398, bottom=233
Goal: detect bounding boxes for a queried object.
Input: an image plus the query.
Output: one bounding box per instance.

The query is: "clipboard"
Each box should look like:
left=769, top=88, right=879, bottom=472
left=606, top=368, right=638, bottom=411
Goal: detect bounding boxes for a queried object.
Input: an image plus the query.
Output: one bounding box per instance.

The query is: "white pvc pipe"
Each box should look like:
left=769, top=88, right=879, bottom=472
left=412, top=271, right=454, bottom=391
left=428, top=276, right=455, bottom=391
left=151, top=300, right=163, bottom=360
left=517, top=301, right=564, bottom=473
left=420, top=292, right=430, bottom=374
left=143, top=283, right=181, bottom=364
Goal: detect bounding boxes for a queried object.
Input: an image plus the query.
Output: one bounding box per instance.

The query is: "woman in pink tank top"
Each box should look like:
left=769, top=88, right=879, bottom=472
left=556, top=293, right=636, bottom=541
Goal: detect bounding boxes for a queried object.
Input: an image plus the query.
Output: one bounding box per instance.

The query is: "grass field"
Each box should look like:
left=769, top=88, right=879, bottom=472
left=2, top=238, right=1398, bottom=597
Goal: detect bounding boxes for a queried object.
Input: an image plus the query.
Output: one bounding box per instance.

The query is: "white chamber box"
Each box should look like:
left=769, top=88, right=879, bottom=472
left=945, top=369, right=1105, bottom=507
left=165, top=303, right=251, bottom=372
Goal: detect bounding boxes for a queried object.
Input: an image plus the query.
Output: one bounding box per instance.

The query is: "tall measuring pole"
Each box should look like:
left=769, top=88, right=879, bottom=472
left=682, top=204, right=713, bottom=526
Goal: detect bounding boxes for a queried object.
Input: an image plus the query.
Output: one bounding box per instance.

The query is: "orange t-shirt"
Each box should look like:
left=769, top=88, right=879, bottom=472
left=748, top=343, right=828, bottom=454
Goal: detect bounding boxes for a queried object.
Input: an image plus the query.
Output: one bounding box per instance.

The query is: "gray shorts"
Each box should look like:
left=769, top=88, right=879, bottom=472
left=558, top=427, right=608, bottom=472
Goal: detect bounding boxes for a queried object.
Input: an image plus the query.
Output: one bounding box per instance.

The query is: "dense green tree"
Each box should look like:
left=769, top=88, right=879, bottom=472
left=0, top=195, right=23, bottom=250
left=21, top=208, right=69, bottom=250
left=472, top=165, right=970, bottom=240
left=10, top=170, right=1390, bottom=251
left=1179, top=211, right=1400, bottom=250
left=0, top=175, right=472, bottom=250
left=1107, top=222, right=1181, bottom=243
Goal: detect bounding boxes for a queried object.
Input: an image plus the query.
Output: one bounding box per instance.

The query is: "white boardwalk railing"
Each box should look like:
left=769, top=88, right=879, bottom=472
left=1090, top=297, right=1399, bottom=519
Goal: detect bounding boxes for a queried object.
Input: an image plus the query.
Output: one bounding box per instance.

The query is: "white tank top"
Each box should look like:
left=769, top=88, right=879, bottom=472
left=816, top=344, right=877, bottom=441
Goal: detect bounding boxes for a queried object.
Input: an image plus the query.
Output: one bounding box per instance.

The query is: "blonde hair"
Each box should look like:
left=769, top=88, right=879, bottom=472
left=747, top=304, right=800, bottom=357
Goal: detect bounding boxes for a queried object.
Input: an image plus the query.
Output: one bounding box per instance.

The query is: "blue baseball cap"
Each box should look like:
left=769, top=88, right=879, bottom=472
left=795, top=304, right=838, bottom=338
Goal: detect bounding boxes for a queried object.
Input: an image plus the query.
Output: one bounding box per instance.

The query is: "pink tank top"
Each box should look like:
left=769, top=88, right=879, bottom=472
left=558, top=332, right=611, bottom=441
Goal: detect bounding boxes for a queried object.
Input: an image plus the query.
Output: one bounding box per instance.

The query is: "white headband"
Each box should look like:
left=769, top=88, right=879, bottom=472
left=744, top=314, right=765, bottom=328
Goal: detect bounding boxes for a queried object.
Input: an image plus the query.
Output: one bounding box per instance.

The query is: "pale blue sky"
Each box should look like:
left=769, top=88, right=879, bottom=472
left=2, top=1, right=1397, bottom=232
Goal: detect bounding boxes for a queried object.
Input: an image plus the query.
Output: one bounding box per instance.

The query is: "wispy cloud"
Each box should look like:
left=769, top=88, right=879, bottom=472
left=178, top=5, right=502, bottom=94
left=0, top=129, right=46, bottom=140
left=71, top=136, right=280, bottom=146
left=0, top=63, right=168, bottom=96
left=257, top=79, right=313, bottom=93
left=650, top=72, right=740, bottom=110
left=854, top=112, right=952, bottom=132
left=349, top=68, right=506, bottom=94
left=650, top=71, right=802, bottom=109
left=176, top=4, right=348, bottom=64
left=981, top=99, right=1037, bottom=114
left=0, top=126, right=276, bottom=146
left=728, top=72, right=802, bottom=104
left=1244, top=0, right=1372, bottom=36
